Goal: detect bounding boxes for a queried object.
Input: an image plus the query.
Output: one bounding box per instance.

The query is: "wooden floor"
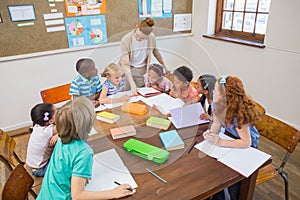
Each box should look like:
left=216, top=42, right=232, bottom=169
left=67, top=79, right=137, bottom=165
left=1, top=129, right=299, bottom=200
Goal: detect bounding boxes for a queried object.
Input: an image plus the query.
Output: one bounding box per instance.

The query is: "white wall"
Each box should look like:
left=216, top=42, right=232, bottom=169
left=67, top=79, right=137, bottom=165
left=192, top=0, right=300, bottom=128
left=0, top=0, right=299, bottom=130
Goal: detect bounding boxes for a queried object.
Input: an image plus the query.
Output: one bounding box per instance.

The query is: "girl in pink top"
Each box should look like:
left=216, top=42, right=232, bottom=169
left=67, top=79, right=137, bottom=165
left=26, top=103, right=58, bottom=176
left=169, top=66, right=199, bottom=103
left=144, top=63, right=173, bottom=93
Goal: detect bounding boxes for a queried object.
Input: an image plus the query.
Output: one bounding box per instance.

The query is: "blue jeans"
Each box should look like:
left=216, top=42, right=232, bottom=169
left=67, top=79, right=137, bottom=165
left=210, top=181, right=241, bottom=200
left=32, top=162, right=49, bottom=177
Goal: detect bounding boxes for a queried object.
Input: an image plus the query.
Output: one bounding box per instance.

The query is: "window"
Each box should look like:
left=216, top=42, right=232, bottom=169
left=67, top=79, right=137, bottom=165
left=211, top=0, right=271, bottom=47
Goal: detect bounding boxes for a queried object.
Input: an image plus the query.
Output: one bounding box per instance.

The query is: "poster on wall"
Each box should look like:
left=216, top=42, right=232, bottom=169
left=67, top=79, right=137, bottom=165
left=64, top=0, right=106, bottom=17
left=65, top=15, right=107, bottom=48
left=138, top=0, right=172, bottom=19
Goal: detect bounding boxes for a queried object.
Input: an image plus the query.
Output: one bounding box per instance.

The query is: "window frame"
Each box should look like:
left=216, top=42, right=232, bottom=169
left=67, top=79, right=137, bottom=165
left=208, top=0, right=269, bottom=47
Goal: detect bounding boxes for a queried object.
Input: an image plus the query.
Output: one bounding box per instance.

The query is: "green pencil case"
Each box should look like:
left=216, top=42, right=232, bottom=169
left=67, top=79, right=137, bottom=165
left=123, top=138, right=169, bottom=163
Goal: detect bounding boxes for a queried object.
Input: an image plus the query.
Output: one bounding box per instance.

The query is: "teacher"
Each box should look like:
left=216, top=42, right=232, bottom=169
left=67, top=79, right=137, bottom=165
left=119, top=17, right=168, bottom=92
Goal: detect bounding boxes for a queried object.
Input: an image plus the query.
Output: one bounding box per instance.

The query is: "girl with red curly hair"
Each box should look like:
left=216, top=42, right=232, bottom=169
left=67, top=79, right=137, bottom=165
left=204, top=75, right=262, bottom=148
left=204, top=75, right=263, bottom=200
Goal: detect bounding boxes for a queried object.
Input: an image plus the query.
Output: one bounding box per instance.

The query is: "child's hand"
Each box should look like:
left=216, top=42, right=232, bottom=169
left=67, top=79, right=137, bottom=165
left=49, top=134, right=59, bottom=146
left=169, top=86, right=177, bottom=98
left=203, top=129, right=210, bottom=138
left=120, top=95, right=131, bottom=102
left=205, top=132, right=221, bottom=146
left=92, top=100, right=100, bottom=108
left=152, top=84, right=159, bottom=90
left=199, top=113, right=210, bottom=120
left=112, top=184, right=134, bottom=198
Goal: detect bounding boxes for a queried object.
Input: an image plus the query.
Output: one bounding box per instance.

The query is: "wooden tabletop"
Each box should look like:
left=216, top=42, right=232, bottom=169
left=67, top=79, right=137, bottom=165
left=88, top=103, right=264, bottom=200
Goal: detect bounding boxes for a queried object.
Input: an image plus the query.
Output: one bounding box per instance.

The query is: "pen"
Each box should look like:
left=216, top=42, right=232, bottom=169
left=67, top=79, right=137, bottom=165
left=114, top=181, right=133, bottom=192
left=146, top=168, right=167, bottom=184
left=188, top=141, right=197, bottom=153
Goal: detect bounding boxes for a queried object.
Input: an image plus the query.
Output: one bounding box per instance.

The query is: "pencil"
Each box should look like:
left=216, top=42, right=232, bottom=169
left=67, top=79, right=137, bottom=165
left=114, top=181, right=133, bottom=192
left=146, top=168, right=167, bottom=184
left=188, top=141, right=197, bottom=153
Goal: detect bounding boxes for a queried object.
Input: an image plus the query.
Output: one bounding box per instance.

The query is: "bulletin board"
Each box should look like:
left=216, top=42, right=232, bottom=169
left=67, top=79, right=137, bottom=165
left=0, top=0, right=192, bottom=58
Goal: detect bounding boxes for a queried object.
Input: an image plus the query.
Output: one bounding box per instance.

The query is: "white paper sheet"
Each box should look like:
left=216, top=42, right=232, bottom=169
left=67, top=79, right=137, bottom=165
left=95, top=104, right=107, bottom=112
left=194, top=132, right=271, bottom=177
left=141, top=93, right=184, bottom=115
left=219, top=147, right=271, bottom=177
left=44, top=19, right=64, bottom=26
left=103, top=91, right=135, bottom=109
left=151, top=0, right=163, bottom=17
left=85, top=148, right=138, bottom=191
left=46, top=26, right=65, bottom=32
left=137, top=87, right=160, bottom=96
left=43, top=12, right=63, bottom=20
left=169, top=102, right=209, bottom=129
left=194, top=132, right=234, bottom=158
left=173, top=13, right=192, bottom=32
left=163, top=0, right=172, bottom=13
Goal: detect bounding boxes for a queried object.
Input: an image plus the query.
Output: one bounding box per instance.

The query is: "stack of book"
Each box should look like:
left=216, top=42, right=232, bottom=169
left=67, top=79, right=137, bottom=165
left=146, top=116, right=171, bottom=130
left=121, top=102, right=147, bottom=115
left=96, top=111, right=120, bottom=124
left=110, top=125, right=136, bottom=139
left=159, top=130, right=184, bottom=151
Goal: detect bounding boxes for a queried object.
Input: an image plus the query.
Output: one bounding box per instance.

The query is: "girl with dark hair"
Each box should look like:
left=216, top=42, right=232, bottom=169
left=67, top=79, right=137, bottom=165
left=197, top=74, right=217, bottom=120
left=26, top=103, right=58, bottom=177
left=169, top=66, right=199, bottom=103
left=144, top=63, right=173, bottom=93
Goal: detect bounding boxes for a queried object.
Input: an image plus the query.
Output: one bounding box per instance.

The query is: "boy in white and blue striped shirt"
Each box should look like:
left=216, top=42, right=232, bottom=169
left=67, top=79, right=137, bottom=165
left=69, top=58, right=102, bottom=107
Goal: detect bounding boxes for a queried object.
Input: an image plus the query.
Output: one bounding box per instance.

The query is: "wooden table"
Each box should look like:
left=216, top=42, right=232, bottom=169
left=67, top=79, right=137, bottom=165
left=88, top=104, right=268, bottom=200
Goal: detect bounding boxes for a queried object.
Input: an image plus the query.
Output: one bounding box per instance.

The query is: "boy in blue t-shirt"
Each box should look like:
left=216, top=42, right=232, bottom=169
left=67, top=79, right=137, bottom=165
left=69, top=58, right=102, bottom=107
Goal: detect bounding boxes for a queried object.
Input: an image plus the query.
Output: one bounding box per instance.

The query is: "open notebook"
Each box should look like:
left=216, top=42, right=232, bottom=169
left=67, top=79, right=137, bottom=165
left=85, top=148, right=138, bottom=191
left=94, top=91, right=145, bottom=109
left=168, top=102, right=209, bottom=129
left=194, top=132, right=271, bottom=178
left=137, top=87, right=161, bottom=96
left=141, top=93, right=184, bottom=115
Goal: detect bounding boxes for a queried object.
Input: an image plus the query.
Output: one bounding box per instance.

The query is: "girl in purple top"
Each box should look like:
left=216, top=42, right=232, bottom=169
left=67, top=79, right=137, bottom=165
left=144, top=63, right=173, bottom=93
left=99, top=63, right=130, bottom=104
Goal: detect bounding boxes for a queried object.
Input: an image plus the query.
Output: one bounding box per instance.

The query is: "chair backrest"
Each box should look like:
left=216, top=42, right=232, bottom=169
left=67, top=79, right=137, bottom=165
left=165, top=73, right=174, bottom=84
left=0, top=129, right=16, bottom=170
left=40, top=83, right=72, bottom=104
left=255, top=114, right=300, bottom=153
left=2, top=164, right=35, bottom=200
left=253, top=101, right=266, bottom=115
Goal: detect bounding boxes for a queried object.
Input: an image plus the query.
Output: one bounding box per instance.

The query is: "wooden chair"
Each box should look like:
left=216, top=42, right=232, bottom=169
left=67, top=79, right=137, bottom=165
left=255, top=114, right=300, bottom=200
left=2, top=164, right=37, bottom=200
left=0, top=129, right=43, bottom=195
left=0, top=129, right=25, bottom=171
left=40, top=83, right=72, bottom=104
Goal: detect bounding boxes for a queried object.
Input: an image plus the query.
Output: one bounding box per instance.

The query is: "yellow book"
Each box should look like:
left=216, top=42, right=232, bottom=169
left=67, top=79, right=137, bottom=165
left=97, top=111, right=120, bottom=124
